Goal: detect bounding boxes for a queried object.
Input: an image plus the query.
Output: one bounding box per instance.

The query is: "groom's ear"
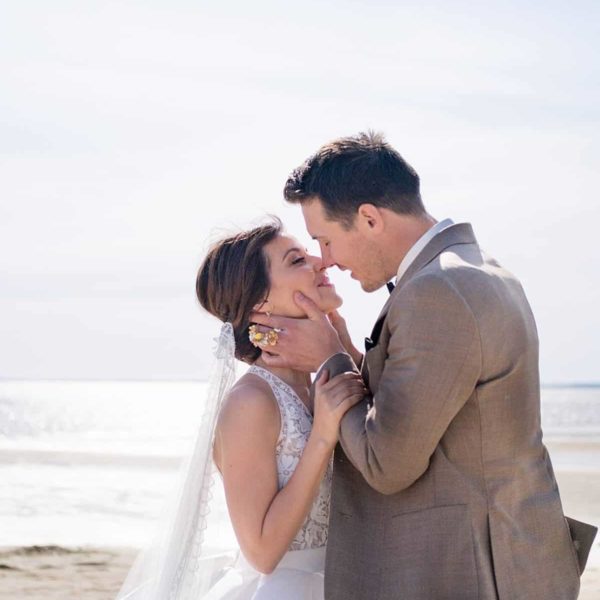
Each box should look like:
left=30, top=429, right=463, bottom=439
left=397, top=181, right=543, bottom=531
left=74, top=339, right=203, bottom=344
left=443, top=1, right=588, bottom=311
left=357, top=203, right=384, bottom=234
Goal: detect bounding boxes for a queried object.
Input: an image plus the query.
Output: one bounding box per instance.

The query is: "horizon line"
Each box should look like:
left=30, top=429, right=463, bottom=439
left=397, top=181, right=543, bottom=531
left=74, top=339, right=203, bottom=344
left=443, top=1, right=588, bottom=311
left=1, top=377, right=599, bottom=388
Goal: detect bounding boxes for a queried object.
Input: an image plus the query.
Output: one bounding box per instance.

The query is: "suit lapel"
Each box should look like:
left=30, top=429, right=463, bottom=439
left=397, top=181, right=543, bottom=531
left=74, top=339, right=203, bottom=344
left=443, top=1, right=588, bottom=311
left=365, top=223, right=477, bottom=349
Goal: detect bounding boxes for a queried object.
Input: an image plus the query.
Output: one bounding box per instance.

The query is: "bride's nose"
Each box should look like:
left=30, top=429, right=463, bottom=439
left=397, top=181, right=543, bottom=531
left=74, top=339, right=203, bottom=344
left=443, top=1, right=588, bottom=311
left=308, top=254, right=325, bottom=271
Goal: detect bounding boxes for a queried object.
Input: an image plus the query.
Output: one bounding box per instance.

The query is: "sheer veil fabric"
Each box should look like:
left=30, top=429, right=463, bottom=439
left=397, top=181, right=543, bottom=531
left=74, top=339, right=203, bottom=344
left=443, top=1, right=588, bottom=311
left=116, top=323, right=240, bottom=600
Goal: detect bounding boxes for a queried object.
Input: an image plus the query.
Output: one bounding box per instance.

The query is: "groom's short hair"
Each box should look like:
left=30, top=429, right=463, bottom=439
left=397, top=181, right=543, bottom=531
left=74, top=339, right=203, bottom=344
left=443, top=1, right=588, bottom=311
left=283, top=131, right=425, bottom=228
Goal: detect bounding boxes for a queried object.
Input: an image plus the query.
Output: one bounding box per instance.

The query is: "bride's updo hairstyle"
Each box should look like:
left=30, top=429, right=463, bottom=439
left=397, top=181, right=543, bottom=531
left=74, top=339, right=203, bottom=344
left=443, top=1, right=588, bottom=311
left=196, top=218, right=283, bottom=363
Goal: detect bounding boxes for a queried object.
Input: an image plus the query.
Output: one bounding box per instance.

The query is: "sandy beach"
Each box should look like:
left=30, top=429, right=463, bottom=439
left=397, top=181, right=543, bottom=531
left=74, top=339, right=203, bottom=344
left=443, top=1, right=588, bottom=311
left=0, top=545, right=136, bottom=599
left=1, top=454, right=598, bottom=600
left=0, top=541, right=597, bottom=600
left=553, top=479, right=600, bottom=598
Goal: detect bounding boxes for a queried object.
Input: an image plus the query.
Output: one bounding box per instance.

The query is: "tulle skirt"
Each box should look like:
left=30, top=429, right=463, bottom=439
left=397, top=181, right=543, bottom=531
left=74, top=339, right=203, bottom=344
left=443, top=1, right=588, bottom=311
left=202, top=547, right=325, bottom=600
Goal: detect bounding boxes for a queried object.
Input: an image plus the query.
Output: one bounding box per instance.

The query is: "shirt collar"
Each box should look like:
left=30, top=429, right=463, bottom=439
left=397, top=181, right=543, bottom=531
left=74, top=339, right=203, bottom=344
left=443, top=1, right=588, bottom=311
left=395, top=218, right=454, bottom=284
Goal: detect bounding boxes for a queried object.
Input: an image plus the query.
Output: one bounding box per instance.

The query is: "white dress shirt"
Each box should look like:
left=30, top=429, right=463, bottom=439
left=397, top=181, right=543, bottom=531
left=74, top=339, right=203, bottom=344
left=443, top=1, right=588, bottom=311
left=394, top=218, right=454, bottom=285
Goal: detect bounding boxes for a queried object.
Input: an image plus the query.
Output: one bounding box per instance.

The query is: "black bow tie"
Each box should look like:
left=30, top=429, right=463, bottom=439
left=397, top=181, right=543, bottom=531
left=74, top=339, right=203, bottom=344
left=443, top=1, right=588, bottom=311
left=365, top=282, right=395, bottom=352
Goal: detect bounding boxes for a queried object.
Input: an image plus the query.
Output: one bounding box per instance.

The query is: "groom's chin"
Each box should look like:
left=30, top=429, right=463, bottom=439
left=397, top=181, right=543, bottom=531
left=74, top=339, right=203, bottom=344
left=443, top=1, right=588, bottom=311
left=360, top=279, right=386, bottom=293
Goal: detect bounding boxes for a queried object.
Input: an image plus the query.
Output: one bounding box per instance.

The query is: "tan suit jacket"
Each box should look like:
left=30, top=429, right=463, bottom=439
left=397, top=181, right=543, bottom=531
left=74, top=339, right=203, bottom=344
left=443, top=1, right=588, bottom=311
left=319, top=223, right=596, bottom=600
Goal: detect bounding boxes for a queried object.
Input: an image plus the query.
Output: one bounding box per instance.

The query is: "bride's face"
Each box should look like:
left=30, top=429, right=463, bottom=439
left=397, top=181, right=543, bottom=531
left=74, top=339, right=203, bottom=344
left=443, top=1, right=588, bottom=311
left=258, top=234, right=342, bottom=318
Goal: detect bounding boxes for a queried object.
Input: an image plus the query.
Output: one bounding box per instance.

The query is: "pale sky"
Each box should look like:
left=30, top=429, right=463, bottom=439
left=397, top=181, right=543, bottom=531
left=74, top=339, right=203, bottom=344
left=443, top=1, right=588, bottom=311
left=1, top=0, right=599, bottom=383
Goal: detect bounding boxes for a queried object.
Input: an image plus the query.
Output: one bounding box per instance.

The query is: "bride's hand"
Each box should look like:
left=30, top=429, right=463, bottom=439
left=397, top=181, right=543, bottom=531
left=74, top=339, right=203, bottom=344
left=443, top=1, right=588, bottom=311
left=327, top=309, right=364, bottom=367
left=311, top=369, right=367, bottom=448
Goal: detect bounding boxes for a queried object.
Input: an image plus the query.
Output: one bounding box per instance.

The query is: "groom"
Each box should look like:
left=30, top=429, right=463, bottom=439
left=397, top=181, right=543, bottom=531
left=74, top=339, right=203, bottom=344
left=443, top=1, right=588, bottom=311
left=252, top=132, right=596, bottom=599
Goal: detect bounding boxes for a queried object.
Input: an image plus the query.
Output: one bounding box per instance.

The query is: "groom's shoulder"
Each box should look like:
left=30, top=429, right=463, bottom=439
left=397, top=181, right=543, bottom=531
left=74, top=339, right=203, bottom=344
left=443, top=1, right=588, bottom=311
left=391, top=270, right=472, bottom=317
left=394, top=246, right=520, bottom=310
left=430, top=240, right=517, bottom=288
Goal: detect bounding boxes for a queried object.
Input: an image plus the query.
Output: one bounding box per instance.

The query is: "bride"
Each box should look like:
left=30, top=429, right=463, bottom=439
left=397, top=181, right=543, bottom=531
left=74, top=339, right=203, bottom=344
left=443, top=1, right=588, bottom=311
left=116, top=218, right=365, bottom=600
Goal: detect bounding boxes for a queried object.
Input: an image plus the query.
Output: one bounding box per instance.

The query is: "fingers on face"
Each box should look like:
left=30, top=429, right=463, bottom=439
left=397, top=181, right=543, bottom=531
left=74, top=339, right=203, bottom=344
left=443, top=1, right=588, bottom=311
left=294, top=292, right=329, bottom=321
left=250, top=311, right=272, bottom=326
left=251, top=310, right=289, bottom=328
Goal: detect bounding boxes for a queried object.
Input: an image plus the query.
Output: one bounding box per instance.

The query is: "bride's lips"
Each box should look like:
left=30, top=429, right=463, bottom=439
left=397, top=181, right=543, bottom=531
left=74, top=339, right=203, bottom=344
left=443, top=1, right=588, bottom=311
left=317, top=275, right=334, bottom=288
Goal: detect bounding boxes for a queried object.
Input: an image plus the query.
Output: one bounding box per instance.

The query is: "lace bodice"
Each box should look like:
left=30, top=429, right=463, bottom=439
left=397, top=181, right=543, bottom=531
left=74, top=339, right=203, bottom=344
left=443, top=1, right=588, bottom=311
left=248, top=365, right=332, bottom=551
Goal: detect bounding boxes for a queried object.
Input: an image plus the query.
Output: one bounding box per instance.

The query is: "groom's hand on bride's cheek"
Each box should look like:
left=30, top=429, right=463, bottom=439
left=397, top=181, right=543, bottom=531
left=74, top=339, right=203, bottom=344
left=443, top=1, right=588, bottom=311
left=249, top=292, right=345, bottom=372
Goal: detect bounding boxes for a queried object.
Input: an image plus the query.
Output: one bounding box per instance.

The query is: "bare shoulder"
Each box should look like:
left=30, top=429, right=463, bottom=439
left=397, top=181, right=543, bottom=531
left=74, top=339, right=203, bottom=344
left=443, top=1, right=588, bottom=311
left=216, top=372, right=280, bottom=438
left=214, top=373, right=281, bottom=469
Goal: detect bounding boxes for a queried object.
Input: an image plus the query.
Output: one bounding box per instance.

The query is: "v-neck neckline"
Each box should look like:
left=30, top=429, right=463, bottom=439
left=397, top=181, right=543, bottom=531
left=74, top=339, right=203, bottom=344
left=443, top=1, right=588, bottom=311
left=249, top=365, right=313, bottom=419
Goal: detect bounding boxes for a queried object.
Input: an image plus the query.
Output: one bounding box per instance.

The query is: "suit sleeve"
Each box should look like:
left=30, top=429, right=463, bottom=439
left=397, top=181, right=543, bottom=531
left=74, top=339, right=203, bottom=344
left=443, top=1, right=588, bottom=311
left=338, top=273, right=482, bottom=495
left=316, top=352, right=360, bottom=379
left=309, top=352, right=361, bottom=405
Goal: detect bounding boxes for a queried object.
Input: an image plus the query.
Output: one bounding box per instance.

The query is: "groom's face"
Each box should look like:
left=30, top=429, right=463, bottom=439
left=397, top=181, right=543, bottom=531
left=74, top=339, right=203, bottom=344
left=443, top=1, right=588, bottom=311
left=301, top=198, right=387, bottom=293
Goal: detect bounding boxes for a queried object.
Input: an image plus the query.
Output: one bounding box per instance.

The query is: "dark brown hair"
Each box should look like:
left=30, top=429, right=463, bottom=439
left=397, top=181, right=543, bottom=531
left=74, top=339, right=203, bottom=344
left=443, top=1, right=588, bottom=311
left=284, top=131, right=424, bottom=228
left=196, top=218, right=282, bottom=363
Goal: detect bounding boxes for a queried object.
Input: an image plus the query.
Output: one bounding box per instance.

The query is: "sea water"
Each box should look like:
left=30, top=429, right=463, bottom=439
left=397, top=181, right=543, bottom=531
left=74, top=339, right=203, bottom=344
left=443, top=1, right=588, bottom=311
left=1, top=380, right=599, bottom=548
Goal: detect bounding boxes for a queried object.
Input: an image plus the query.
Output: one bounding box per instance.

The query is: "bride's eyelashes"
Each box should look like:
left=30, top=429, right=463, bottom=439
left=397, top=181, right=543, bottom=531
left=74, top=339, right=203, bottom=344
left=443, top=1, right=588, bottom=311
left=289, top=247, right=312, bottom=266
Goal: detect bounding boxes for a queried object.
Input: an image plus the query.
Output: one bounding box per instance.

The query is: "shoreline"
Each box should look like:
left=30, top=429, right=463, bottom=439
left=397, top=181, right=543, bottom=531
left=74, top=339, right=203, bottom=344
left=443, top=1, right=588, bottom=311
left=1, top=444, right=598, bottom=599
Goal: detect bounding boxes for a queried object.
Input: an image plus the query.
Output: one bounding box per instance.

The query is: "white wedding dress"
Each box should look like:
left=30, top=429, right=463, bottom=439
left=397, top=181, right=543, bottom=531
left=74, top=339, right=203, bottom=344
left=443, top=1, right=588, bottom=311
left=201, top=365, right=332, bottom=600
